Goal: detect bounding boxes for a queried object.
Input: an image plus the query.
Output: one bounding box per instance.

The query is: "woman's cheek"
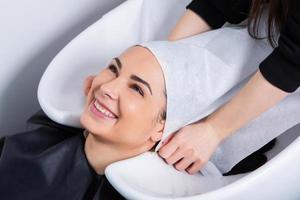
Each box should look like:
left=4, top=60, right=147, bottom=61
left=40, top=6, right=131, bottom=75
left=114, top=123, right=149, bottom=148
left=85, top=81, right=97, bottom=104
left=123, top=97, right=150, bottom=123
left=86, top=75, right=105, bottom=104
left=86, top=91, right=93, bottom=107
left=120, top=99, right=147, bottom=129
left=126, top=101, right=139, bottom=113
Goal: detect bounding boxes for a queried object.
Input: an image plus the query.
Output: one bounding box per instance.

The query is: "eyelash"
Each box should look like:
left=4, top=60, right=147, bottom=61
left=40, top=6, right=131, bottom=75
left=108, top=64, right=118, bottom=76
left=107, top=64, right=144, bottom=97
left=130, top=84, right=144, bottom=97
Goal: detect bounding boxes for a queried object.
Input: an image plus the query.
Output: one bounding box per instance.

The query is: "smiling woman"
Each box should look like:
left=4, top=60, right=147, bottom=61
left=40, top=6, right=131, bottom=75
left=0, top=45, right=168, bottom=200
left=1, top=27, right=298, bottom=199
left=80, top=46, right=167, bottom=174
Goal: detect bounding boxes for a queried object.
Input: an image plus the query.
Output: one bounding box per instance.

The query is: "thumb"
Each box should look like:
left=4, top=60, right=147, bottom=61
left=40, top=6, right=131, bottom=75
left=160, top=132, right=176, bottom=147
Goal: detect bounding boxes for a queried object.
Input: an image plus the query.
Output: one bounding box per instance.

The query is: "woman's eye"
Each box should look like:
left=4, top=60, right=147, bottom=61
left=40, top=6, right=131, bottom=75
left=130, top=84, right=144, bottom=97
left=108, top=64, right=118, bottom=76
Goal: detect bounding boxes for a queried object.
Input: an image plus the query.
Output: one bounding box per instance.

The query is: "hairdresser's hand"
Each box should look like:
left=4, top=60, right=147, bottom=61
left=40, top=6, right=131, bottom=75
left=158, top=120, right=222, bottom=174
left=84, top=75, right=96, bottom=96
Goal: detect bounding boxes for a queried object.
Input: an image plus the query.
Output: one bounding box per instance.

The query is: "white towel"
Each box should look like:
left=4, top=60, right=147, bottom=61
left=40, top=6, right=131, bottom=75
left=140, top=26, right=300, bottom=174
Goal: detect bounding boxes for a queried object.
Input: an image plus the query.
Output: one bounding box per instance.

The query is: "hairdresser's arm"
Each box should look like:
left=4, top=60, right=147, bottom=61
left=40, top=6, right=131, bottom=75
left=159, top=70, right=289, bottom=174
left=168, top=0, right=253, bottom=41
left=206, top=70, right=289, bottom=142
left=168, top=9, right=211, bottom=41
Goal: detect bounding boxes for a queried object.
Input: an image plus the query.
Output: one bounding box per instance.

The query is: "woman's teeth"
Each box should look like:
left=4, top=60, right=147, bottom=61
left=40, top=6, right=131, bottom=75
left=93, top=100, right=116, bottom=119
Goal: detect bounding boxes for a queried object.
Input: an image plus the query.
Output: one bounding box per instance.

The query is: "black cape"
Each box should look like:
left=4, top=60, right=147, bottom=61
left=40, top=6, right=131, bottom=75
left=0, top=111, right=125, bottom=200
left=0, top=110, right=275, bottom=199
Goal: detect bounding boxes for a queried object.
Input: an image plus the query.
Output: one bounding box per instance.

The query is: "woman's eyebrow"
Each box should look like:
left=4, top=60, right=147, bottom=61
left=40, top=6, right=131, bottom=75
left=113, top=57, right=122, bottom=70
left=130, top=75, right=153, bottom=95
left=113, top=57, right=153, bottom=95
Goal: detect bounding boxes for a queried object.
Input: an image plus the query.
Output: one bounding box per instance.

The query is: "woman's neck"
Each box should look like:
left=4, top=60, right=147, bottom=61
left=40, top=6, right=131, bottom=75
left=84, top=132, right=142, bottom=175
left=84, top=133, right=117, bottom=174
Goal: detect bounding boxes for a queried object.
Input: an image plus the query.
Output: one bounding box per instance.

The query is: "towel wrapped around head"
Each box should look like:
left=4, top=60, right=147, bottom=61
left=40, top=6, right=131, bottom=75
left=139, top=27, right=300, bottom=175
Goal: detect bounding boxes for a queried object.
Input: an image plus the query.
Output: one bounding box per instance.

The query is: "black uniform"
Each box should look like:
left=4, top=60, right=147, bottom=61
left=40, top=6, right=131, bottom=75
left=187, top=0, right=300, bottom=93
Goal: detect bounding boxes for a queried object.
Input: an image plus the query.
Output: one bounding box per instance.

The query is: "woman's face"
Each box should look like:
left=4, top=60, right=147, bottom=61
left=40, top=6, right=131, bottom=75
left=80, top=46, right=166, bottom=153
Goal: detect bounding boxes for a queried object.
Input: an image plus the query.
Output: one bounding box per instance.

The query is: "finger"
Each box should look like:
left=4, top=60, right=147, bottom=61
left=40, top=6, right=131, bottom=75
left=164, top=147, right=185, bottom=165
left=186, top=160, right=204, bottom=174
left=158, top=138, right=179, bottom=159
left=160, top=133, right=176, bottom=147
left=174, top=155, right=195, bottom=171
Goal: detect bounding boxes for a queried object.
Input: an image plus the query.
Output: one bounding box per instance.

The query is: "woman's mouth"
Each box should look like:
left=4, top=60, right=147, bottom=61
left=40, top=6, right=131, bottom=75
left=90, top=99, right=118, bottom=120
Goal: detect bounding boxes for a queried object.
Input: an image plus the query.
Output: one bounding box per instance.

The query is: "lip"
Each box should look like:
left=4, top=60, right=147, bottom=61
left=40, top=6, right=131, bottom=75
left=90, top=98, right=118, bottom=120
left=95, top=98, right=118, bottom=118
left=90, top=101, right=115, bottom=120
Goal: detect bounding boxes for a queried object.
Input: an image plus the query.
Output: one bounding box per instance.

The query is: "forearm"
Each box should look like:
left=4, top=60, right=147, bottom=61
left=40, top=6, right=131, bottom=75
left=168, top=9, right=211, bottom=41
left=206, top=70, right=289, bottom=141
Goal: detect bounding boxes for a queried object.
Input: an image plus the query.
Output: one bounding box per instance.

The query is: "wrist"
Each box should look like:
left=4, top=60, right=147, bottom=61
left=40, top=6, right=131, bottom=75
left=203, top=116, right=228, bottom=143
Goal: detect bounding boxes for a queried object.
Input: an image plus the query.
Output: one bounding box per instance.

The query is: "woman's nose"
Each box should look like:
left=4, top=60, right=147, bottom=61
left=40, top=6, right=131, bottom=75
left=99, top=80, right=119, bottom=100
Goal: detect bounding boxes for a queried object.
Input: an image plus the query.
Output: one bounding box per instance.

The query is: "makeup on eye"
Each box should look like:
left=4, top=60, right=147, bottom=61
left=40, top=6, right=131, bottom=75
left=106, top=63, right=145, bottom=97
left=108, top=64, right=119, bottom=76
left=130, top=83, right=144, bottom=97
left=130, top=75, right=152, bottom=95
left=106, top=58, right=153, bottom=96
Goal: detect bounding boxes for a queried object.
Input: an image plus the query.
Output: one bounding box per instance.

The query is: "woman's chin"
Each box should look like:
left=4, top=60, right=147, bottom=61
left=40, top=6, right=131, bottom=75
left=80, top=113, right=111, bottom=138
left=80, top=112, right=89, bottom=130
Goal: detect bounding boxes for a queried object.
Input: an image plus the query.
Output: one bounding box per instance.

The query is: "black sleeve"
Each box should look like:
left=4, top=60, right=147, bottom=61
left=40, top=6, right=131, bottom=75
left=259, top=0, right=300, bottom=93
left=186, top=0, right=252, bottom=29
left=187, top=0, right=300, bottom=92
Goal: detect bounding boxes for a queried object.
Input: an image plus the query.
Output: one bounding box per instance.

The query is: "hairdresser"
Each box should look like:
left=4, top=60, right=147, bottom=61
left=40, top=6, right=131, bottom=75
left=158, top=0, right=300, bottom=174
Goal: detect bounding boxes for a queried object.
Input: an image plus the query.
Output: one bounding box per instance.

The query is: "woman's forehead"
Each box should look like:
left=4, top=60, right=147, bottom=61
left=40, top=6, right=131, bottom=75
left=118, top=46, right=156, bottom=68
left=116, top=46, right=166, bottom=93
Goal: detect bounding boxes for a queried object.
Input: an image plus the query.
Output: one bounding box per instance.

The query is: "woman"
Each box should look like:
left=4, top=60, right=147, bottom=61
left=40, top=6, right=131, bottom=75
left=0, top=36, right=282, bottom=199
left=0, top=45, right=166, bottom=200
left=157, top=0, right=300, bottom=174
